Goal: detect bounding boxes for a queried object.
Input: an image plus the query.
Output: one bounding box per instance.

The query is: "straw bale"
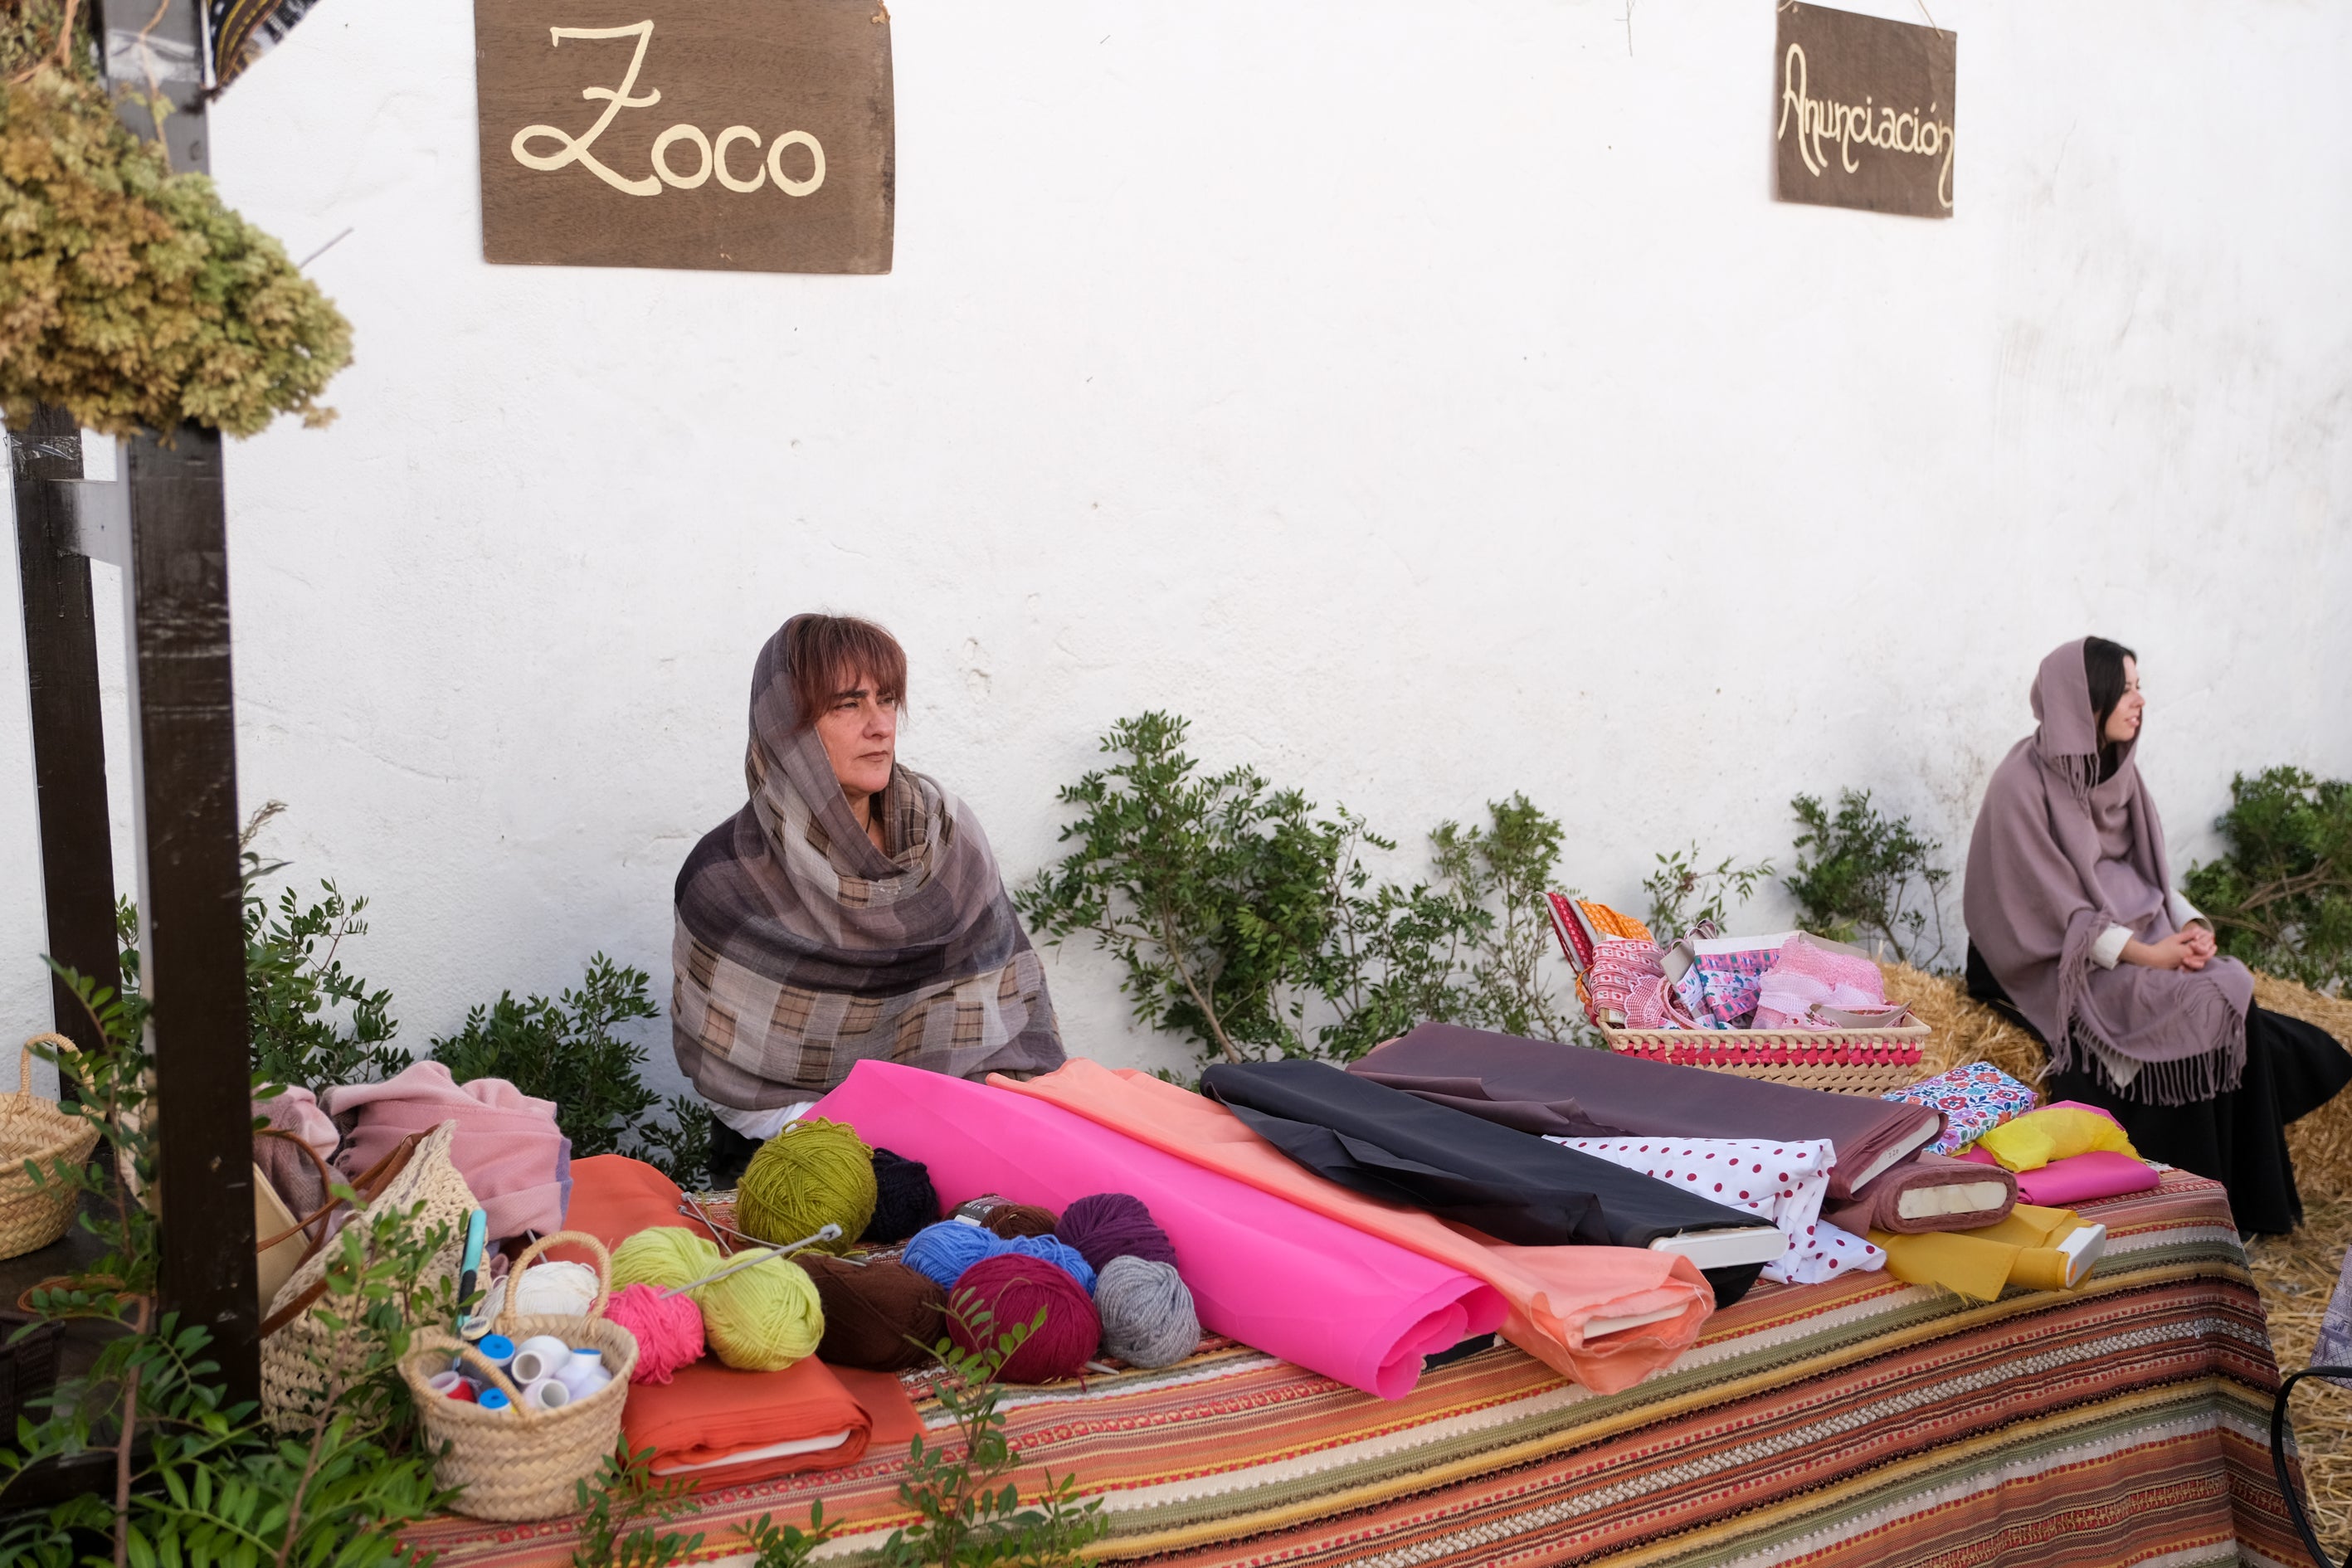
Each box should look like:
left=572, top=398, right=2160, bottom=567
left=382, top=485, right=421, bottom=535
left=2250, top=1200, right=2352, bottom=1558
left=2264, top=976, right=2352, bottom=1206
left=1876, top=962, right=2049, bottom=1091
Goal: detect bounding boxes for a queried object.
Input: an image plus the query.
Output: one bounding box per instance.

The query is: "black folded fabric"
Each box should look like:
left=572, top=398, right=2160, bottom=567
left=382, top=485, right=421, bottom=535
left=1200, top=1059, right=1780, bottom=1303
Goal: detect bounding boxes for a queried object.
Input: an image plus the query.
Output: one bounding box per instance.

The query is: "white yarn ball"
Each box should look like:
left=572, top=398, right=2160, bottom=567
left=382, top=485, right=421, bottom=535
left=479, top=1259, right=599, bottom=1322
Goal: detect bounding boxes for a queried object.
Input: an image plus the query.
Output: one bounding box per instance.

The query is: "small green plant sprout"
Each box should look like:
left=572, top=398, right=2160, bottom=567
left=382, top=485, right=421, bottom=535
left=1643, top=844, right=1776, bottom=940
left=1784, top=790, right=1951, bottom=968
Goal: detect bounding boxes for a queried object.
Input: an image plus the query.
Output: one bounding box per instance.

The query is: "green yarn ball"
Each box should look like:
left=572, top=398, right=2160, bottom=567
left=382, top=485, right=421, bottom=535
left=608, top=1224, right=822, bottom=1373
left=736, top=1118, right=877, bottom=1257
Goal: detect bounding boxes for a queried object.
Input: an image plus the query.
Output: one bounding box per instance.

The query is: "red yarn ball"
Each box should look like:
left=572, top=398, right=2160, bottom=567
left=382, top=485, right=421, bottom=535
left=604, top=1281, right=705, bottom=1384
left=947, top=1255, right=1099, bottom=1385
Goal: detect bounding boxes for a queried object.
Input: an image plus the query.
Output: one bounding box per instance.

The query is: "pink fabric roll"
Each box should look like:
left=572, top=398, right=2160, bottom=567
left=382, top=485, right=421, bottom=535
left=813, top=1060, right=1506, bottom=1400
left=1958, top=1146, right=2159, bottom=1206
left=324, top=1062, right=568, bottom=1238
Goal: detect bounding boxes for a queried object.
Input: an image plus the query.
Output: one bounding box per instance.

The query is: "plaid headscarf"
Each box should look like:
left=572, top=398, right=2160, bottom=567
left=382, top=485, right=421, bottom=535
left=672, top=618, right=1063, bottom=1104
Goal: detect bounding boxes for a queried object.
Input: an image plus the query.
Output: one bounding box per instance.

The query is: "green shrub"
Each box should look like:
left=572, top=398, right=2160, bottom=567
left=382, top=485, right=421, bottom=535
left=1643, top=844, right=1775, bottom=937
left=2184, top=766, right=2352, bottom=994
left=1785, top=789, right=1950, bottom=968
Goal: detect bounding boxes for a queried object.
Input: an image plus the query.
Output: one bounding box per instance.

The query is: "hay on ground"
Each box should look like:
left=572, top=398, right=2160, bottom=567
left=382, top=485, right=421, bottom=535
left=2250, top=1201, right=2352, bottom=1562
left=1876, top=962, right=2050, bottom=1091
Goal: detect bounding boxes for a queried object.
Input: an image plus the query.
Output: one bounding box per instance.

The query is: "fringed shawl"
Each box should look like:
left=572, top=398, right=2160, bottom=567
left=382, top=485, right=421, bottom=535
left=1961, top=640, right=2250, bottom=1105
left=671, top=619, right=1063, bottom=1104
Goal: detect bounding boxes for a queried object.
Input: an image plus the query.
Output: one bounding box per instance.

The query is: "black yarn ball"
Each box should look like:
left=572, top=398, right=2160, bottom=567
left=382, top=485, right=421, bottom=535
left=860, top=1147, right=940, bottom=1244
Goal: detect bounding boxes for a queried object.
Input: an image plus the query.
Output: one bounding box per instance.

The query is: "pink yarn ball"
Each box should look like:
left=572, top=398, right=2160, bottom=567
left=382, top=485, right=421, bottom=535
left=604, top=1281, right=705, bottom=1384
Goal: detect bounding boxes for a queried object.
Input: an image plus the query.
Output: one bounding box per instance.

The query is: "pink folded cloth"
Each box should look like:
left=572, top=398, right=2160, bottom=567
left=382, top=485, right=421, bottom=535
left=323, top=1062, right=569, bottom=1239
left=254, top=1086, right=340, bottom=1241
left=815, top=1060, right=1507, bottom=1401
left=1751, top=934, right=1887, bottom=1030
left=1957, top=1147, right=2158, bottom=1206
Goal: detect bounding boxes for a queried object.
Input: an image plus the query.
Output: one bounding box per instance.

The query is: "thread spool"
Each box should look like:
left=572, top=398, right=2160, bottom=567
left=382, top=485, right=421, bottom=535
left=948, top=1256, right=1099, bottom=1385
left=862, top=1148, right=940, bottom=1244
left=519, top=1376, right=572, bottom=1411
left=981, top=1202, right=1059, bottom=1239
left=603, top=1281, right=705, bottom=1384
left=1055, top=1193, right=1180, bottom=1276
left=426, top=1370, right=477, bottom=1402
left=472, top=1334, right=516, bottom=1367
left=611, top=1225, right=824, bottom=1373
left=736, top=1118, right=876, bottom=1256
left=1093, top=1256, right=1200, bottom=1369
left=508, top=1335, right=572, bottom=1385
left=801, top=1254, right=947, bottom=1371
left=555, top=1349, right=611, bottom=1401
left=478, top=1388, right=513, bottom=1413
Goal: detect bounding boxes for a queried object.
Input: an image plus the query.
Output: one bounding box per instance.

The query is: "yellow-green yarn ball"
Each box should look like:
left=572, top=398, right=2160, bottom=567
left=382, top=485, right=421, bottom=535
left=698, top=1256, right=824, bottom=1372
left=736, top=1118, right=877, bottom=1256
left=606, top=1225, right=824, bottom=1373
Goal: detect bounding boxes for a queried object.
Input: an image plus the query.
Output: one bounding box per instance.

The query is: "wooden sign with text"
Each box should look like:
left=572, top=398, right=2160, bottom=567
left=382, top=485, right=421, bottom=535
left=475, top=0, right=894, bottom=273
left=1774, top=3, right=1955, bottom=219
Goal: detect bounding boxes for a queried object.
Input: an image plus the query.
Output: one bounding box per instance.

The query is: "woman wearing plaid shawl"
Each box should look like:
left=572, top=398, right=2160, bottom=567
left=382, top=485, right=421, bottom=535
left=673, top=615, right=1064, bottom=1184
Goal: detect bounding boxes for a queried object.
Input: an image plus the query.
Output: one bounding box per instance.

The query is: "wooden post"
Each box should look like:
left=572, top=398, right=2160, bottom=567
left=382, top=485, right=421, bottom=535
left=10, top=407, right=123, bottom=1058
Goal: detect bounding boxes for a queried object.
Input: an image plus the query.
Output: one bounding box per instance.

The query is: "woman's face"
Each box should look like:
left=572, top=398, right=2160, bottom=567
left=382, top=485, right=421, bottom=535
left=814, top=670, right=898, bottom=801
left=2103, top=655, right=2143, bottom=746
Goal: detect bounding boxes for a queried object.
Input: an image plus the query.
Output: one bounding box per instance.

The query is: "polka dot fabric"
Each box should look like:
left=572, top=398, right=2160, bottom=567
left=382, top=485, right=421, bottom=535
left=1549, top=1135, right=1884, bottom=1286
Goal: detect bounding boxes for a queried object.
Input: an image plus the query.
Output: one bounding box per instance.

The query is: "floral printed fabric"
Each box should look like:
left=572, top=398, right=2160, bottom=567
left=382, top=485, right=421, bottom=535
left=1548, top=1135, right=1885, bottom=1286
left=1884, top=1062, right=2038, bottom=1156
left=1673, top=948, right=1781, bottom=1030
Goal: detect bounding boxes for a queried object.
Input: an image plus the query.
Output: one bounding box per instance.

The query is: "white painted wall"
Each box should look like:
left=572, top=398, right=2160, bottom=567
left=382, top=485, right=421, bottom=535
left=6, top=1, right=2350, bottom=1097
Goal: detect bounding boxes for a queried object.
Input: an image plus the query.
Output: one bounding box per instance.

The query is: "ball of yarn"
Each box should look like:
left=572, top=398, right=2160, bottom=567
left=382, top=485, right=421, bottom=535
left=736, top=1118, right=877, bottom=1256
left=863, top=1148, right=940, bottom=1244
left=997, top=1233, right=1098, bottom=1294
left=801, top=1254, right=947, bottom=1371
left=603, top=1281, right=705, bottom=1383
left=478, top=1259, right=601, bottom=1322
left=698, top=1255, right=825, bottom=1372
left=608, top=1225, right=824, bottom=1372
left=1094, top=1256, right=1200, bottom=1369
left=981, top=1201, right=1059, bottom=1239
left=948, top=1255, right=1100, bottom=1384
left=901, top=1221, right=1001, bottom=1289
left=1054, top=1193, right=1179, bottom=1276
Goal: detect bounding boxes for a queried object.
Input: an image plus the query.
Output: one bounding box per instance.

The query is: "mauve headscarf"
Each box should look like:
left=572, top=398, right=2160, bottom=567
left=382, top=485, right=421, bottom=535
left=671, top=616, right=1064, bottom=1105
left=1962, top=639, right=2252, bottom=1104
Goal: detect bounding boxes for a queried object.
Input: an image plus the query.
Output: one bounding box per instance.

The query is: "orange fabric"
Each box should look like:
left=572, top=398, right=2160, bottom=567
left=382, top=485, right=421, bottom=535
left=552, top=1156, right=715, bottom=1264
left=992, top=1060, right=1712, bottom=1394
left=621, top=1356, right=876, bottom=1489
left=833, top=1364, right=924, bottom=1452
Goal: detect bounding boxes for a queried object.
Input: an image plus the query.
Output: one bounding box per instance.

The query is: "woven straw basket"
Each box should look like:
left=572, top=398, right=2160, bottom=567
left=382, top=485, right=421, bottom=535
left=261, top=1121, right=477, bottom=1429
left=0, top=1036, right=100, bottom=1261
left=402, top=1230, right=640, bottom=1522
left=1597, top=1019, right=1931, bottom=1097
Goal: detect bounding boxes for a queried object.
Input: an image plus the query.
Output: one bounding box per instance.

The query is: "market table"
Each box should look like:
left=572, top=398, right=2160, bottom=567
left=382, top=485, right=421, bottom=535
left=404, top=1171, right=2304, bottom=1567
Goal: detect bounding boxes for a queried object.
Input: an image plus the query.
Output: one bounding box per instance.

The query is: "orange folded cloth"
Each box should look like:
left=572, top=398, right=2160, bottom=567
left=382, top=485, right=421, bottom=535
left=622, top=1356, right=919, bottom=1488
left=557, top=1155, right=716, bottom=1256
left=993, top=1060, right=1712, bottom=1394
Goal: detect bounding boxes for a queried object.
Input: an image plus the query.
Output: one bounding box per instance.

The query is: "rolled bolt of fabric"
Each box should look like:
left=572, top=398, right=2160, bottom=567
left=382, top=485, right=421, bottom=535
left=1094, top=1256, right=1198, bottom=1368
left=1055, top=1193, right=1179, bottom=1276
left=508, top=1336, right=573, bottom=1386
left=981, top=1202, right=1059, bottom=1239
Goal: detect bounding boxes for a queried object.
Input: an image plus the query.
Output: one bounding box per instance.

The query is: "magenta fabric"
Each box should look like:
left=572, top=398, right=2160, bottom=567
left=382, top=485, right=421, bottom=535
left=323, top=1062, right=569, bottom=1239
left=1958, top=1146, right=2159, bottom=1206
left=814, top=1060, right=1505, bottom=1400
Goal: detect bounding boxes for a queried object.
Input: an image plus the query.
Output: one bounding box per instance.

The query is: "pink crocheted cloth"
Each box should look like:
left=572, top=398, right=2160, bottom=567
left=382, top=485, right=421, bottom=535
left=1585, top=937, right=1668, bottom=1025
left=1751, top=934, right=1887, bottom=1030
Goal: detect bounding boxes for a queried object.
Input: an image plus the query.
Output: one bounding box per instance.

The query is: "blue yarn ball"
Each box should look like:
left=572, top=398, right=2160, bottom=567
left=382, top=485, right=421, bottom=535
left=1001, top=1234, right=1098, bottom=1295
left=902, top=1222, right=1001, bottom=1288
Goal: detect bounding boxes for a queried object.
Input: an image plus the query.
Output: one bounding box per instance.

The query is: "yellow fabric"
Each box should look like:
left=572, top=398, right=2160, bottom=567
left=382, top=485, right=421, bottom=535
left=1869, top=1204, right=2090, bottom=1302
left=1975, top=1107, right=2139, bottom=1172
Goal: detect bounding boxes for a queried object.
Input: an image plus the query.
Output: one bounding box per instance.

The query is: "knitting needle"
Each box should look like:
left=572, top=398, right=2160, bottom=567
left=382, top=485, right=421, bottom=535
left=678, top=1203, right=772, bottom=1254
left=679, top=1194, right=733, bottom=1255
left=659, top=1223, right=842, bottom=1298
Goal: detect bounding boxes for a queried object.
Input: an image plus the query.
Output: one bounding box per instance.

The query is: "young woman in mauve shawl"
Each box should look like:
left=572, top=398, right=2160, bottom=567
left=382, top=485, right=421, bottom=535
left=1963, top=636, right=2350, bottom=1235
left=674, top=614, right=1064, bottom=1186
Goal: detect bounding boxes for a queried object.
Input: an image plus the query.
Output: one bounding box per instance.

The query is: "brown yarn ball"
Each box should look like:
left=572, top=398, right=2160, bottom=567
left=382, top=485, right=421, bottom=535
left=981, top=1202, right=1059, bottom=1239
left=800, top=1255, right=948, bottom=1372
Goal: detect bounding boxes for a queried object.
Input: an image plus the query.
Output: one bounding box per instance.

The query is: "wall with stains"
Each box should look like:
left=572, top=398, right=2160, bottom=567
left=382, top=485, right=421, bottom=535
left=5, top=0, right=2349, bottom=1094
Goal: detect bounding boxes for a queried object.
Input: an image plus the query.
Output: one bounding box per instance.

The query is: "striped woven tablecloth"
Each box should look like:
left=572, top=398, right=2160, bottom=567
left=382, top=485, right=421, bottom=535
left=405, top=1170, right=2304, bottom=1567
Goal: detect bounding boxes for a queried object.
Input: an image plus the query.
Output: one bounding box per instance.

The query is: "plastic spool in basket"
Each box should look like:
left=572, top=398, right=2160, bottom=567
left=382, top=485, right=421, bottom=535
left=0, top=1037, right=100, bottom=1262
left=399, top=1230, right=641, bottom=1522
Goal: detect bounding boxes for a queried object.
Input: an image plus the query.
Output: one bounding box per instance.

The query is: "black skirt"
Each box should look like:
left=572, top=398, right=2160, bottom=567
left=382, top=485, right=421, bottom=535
left=1965, top=943, right=2351, bottom=1234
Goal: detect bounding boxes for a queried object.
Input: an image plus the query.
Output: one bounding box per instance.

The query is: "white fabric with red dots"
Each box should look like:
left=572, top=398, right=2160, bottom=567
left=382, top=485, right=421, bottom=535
left=1546, top=1135, right=1886, bottom=1286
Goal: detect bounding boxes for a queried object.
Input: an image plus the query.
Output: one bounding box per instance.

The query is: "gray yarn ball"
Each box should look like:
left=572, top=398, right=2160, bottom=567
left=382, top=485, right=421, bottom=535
left=1095, top=1256, right=1199, bottom=1369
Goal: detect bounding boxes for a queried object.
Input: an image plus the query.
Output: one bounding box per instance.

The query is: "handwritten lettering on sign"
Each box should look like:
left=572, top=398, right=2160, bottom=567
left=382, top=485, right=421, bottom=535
left=475, top=0, right=893, bottom=274
left=1772, top=3, right=1955, bottom=220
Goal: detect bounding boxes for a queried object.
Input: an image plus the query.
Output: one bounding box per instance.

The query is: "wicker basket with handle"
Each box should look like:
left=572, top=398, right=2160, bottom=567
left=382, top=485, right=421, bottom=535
left=0, top=1036, right=100, bottom=1261
left=1595, top=1018, right=1930, bottom=1097
left=400, top=1230, right=639, bottom=1522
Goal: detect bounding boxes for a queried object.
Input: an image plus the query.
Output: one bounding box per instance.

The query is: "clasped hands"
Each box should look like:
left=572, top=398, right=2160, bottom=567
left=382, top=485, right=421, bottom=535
left=2122, top=925, right=2218, bottom=972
